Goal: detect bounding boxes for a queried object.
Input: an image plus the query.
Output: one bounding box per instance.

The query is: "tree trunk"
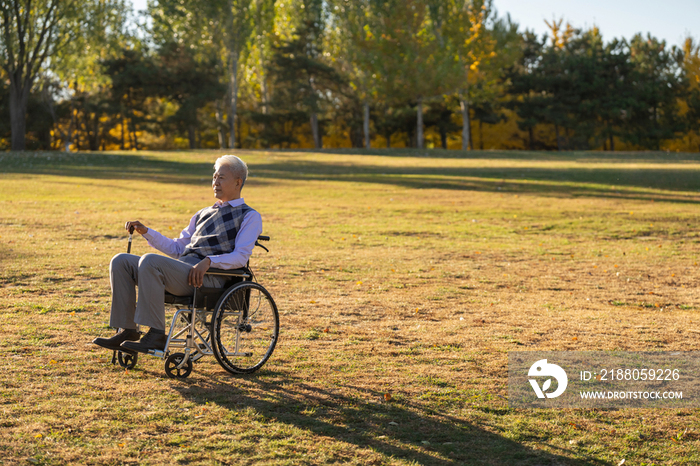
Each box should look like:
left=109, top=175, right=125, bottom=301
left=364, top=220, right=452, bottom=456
left=91, top=111, right=100, bottom=151
left=120, top=115, right=126, bottom=150
left=440, top=127, right=448, bottom=149
left=460, top=97, right=470, bottom=151
left=228, top=49, right=240, bottom=149
left=468, top=108, right=473, bottom=150
left=385, top=131, right=391, bottom=148
left=609, top=132, right=615, bottom=151
left=528, top=126, right=534, bottom=150
left=130, top=113, right=139, bottom=150
left=310, top=112, right=321, bottom=148
left=100, top=123, right=107, bottom=151
left=128, top=122, right=135, bottom=149
left=479, top=120, right=484, bottom=150
left=188, top=124, right=196, bottom=149
left=363, top=101, right=370, bottom=149
left=261, top=74, right=269, bottom=116
left=215, top=100, right=226, bottom=149
left=237, top=111, right=242, bottom=148
left=258, top=35, right=270, bottom=117
left=9, top=77, right=31, bottom=151
left=416, top=98, right=424, bottom=149
left=555, top=124, right=561, bottom=151
left=66, top=102, right=75, bottom=152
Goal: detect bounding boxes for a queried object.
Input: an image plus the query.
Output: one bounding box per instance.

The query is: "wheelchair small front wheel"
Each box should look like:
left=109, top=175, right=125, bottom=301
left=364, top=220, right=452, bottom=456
left=117, top=351, right=138, bottom=370
left=164, top=352, right=193, bottom=379
left=212, top=282, right=279, bottom=374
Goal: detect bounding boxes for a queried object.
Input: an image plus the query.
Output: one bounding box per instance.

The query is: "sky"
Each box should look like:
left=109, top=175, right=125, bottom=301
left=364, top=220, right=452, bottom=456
left=131, top=0, right=699, bottom=48
left=492, top=0, right=699, bottom=47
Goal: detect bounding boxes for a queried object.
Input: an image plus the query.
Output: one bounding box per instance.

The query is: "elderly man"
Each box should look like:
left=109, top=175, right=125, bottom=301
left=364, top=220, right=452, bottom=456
left=93, top=155, right=262, bottom=353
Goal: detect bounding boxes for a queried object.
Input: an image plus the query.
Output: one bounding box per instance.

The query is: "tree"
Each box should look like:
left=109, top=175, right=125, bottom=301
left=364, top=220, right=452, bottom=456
left=505, top=30, right=547, bottom=149
left=149, top=0, right=262, bottom=149
left=682, top=37, right=700, bottom=150
left=267, top=10, right=343, bottom=149
left=438, top=0, right=498, bottom=150
left=0, top=0, right=86, bottom=150
left=102, top=47, right=158, bottom=150
left=46, top=0, right=133, bottom=151
left=157, top=42, right=226, bottom=148
left=625, top=34, right=686, bottom=149
left=327, top=0, right=381, bottom=148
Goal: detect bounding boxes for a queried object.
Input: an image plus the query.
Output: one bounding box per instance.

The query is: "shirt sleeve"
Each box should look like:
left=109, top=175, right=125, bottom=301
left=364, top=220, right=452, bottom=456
left=142, top=212, right=198, bottom=259
left=207, top=210, right=263, bottom=270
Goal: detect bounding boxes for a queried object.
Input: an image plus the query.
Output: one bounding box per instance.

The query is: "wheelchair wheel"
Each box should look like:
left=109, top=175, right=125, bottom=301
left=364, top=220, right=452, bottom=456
left=164, top=352, right=193, bottom=379
left=211, top=282, right=279, bottom=374
left=117, top=351, right=138, bottom=370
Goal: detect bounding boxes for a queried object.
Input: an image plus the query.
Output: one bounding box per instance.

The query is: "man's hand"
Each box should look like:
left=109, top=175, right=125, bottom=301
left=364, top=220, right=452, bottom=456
left=125, top=221, right=148, bottom=235
left=188, top=258, right=211, bottom=288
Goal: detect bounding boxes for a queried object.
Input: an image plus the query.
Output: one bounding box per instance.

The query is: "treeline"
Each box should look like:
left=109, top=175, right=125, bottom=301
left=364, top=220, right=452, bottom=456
left=1, top=0, right=700, bottom=152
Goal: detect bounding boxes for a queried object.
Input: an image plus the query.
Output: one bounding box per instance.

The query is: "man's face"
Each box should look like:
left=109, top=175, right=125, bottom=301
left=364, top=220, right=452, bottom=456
left=212, top=166, right=242, bottom=202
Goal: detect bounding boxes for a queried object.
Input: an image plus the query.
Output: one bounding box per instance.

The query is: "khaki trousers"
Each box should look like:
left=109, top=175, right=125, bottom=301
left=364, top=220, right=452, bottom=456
left=109, top=253, right=223, bottom=330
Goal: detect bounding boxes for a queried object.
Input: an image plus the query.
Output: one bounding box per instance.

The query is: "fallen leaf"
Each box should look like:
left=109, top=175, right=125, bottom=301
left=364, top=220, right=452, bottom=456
left=384, top=393, right=392, bottom=401
left=356, top=281, right=363, bottom=285
left=34, top=434, right=42, bottom=439
left=572, top=337, right=578, bottom=341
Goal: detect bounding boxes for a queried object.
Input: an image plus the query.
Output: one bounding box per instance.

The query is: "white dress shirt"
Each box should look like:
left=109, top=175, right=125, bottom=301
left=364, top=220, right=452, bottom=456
left=143, top=198, right=263, bottom=269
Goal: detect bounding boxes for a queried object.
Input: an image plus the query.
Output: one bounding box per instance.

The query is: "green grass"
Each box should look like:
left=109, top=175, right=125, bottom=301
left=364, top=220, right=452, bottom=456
left=1, top=148, right=700, bottom=465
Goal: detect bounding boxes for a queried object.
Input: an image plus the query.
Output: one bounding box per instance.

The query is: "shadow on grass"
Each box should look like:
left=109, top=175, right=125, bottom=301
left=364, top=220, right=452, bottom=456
left=168, top=370, right=604, bottom=466
left=2, top=150, right=700, bottom=203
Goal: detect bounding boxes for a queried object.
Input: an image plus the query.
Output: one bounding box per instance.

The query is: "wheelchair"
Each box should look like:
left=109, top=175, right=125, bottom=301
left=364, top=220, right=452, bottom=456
left=111, top=236, right=279, bottom=379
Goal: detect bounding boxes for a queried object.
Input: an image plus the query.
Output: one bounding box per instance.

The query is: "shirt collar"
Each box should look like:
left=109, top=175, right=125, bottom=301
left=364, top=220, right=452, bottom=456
left=214, top=198, right=245, bottom=208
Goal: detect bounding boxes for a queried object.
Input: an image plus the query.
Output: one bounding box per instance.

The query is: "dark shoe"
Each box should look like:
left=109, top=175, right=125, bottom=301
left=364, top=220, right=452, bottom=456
left=121, top=329, right=167, bottom=354
left=93, top=328, right=140, bottom=351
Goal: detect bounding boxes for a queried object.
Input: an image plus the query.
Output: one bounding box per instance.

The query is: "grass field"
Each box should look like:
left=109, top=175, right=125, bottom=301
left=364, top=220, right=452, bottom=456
left=1, top=148, right=700, bottom=465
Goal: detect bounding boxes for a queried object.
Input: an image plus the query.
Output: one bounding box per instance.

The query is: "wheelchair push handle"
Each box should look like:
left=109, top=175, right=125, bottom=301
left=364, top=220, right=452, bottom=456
left=255, top=235, right=270, bottom=252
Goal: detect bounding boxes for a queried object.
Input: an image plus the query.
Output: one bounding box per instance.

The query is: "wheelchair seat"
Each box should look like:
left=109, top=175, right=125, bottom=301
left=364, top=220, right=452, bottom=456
left=163, top=267, right=251, bottom=311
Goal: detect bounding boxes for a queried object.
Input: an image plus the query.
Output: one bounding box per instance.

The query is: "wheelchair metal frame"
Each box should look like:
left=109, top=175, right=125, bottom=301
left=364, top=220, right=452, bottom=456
left=157, top=268, right=251, bottom=371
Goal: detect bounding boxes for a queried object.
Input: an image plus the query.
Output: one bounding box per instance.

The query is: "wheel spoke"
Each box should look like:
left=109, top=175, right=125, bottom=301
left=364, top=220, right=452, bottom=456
left=212, top=283, right=279, bottom=374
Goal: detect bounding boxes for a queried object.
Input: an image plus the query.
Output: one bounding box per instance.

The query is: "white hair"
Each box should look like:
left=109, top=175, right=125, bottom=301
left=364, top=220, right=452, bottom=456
left=214, top=155, right=248, bottom=187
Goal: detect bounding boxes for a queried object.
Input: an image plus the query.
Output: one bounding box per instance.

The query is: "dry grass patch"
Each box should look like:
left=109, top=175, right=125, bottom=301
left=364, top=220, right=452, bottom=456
left=1, top=149, right=700, bottom=465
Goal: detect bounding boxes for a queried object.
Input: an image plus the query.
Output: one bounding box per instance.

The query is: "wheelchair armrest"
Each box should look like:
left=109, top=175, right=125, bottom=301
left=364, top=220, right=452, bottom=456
left=205, top=267, right=250, bottom=278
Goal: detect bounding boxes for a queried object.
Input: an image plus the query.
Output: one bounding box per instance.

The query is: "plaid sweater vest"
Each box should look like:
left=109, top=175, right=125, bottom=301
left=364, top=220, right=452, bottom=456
left=182, top=203, right=255, bottom=261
